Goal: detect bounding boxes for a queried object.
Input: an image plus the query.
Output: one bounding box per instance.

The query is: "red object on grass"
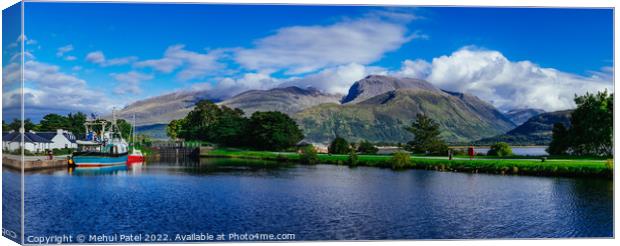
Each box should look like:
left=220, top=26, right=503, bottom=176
left=467, top=146, right=475, bottom=160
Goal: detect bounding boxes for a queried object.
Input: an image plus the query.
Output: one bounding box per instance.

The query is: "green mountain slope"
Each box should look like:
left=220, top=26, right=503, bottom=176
left=295, top=88, right=515, bottom=144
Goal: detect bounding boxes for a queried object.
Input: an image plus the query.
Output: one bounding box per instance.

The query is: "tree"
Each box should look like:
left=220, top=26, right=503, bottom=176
left=67, top=112, right=87, bottom=137
left=209, top=106, right=248, bottom=147
left=38, top=114, right=70, bottom=131
left=2, top=120, right=9, bottom=132
left=405, top=114, right=448, bottom=155
left=166, top=119, right=184, bottom=140
left=357, top=140, right=379, bottom=154
left=116, top=119, right=132, bottom=141
left=547, top=123, right=569, bottom=155
left=183, top=100, right=223, bottom=141
left=568, top=91, right=613, bottom=156
left=247, top=111, right=304, bottom=151
left=547, top=91, right=613, bottom=156
left=487, top=142, right=513, bottom=157
left=328, top=136, right=350, bottom=154
left=8, top=118, right=36, bottom=132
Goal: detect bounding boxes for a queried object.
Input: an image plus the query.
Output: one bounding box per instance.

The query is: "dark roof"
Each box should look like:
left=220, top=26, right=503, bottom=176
left=2, top=132, right=53, bottom=143
left=63, top=133, right=77, bottom=143
left=35, top=131, right=78, bottom=143
left=36, top=132, right=56, bottom=141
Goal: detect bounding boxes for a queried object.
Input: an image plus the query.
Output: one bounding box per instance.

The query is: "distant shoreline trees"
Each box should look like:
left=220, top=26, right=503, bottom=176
left=548, top=91, right=613, bottom=157
left=166, top=100, right=303, bottom=151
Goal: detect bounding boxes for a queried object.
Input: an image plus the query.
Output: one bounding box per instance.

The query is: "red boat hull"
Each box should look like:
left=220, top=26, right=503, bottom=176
left=127, top=154, right=144, bottom=163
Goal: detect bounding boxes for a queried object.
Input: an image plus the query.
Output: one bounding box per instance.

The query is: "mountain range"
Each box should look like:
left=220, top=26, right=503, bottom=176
left=294, top=75, right=515, bottom=143
left=505, top=108, right=545, bottom=125
left=119, top=74, right=566, bottom=145
left=220, top=86, right=342, bottom=116
left=475, top=110, right=572, bottom=145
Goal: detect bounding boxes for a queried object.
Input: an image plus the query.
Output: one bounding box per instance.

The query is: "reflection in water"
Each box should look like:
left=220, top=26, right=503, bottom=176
left=18, top=156, right=613, bottom=240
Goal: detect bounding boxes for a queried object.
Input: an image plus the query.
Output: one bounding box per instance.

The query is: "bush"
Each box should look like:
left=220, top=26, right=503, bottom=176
left=299, top=145, right=319, bottom=164
left=52, top=148, right=73, bottom=155
left=357, top=140, right=378, bottom=154
left=487, top=142, right=513, bottom=157
left=347, top=149, right=359, bottom=166
left=390, top=151, right=411, bottom=169
left=328, top=137, right=350, bottom=154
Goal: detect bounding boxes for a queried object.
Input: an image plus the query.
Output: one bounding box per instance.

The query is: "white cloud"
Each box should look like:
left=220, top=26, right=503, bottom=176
left=195, top=73, right=281, bottom=99
left=3, top=60, right=116, bottom=117
left=279, top=63, right=386, bottom=95
left=85, top=50, right=137, bottom=67
left=64, top=55, right=77, bottom=61
left=392, top=59, right=431, bottom=79
left=85, top=51, right=105, bottom=63
left=134, top=44, right=226, bottom=81
left=56, top=44, right=74, bottom=57
left=111, top=71, right=154, bottom=95
left=424, top=47, right=613, bottom=111
left=235, top=15, right=416, bottom=74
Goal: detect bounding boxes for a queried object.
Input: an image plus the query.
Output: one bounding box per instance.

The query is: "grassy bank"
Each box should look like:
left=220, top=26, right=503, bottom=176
left=202, top=149, right=613, bottom=179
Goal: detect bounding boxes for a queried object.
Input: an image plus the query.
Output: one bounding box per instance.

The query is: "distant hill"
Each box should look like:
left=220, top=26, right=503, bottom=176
left=135, top=124, right=168, bottom=140
left=505, top=108, right=545, bottom=125
left=220, top=86, right=342, bottom=116
left=116, top=75, right=521, bottom=144
left=116, top=90, right=217, bottom=126
left=475, top=110, right=573, bottom=145
left=341, top=75, right=440, bottom=104
left=295, top=84, right=515, bottom=144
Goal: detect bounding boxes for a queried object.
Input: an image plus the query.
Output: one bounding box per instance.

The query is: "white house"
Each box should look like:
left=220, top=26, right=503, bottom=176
left=2, top=131, right=53, bottom=153
left=2, top=129, right=78, bottom=153
left=36, top=129, right=78, bottom=149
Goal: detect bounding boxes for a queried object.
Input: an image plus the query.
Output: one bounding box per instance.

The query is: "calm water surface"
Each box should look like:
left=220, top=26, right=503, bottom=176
left=4, top=158, right=613, bottom=241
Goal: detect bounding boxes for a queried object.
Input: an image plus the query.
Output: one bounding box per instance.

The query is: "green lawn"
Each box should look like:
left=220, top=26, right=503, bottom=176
left=202, top=149, right=612, bottom=178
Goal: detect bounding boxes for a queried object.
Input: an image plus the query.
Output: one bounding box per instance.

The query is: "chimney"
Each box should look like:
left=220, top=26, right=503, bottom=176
left=57, top=129, right=64, bottom=135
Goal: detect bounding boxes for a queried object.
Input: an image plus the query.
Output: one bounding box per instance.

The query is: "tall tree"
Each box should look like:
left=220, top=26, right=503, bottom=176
left=567, top=91, right=613, bottom=156
left=247, top=111, right=303, bottom=151
left=547, top=123, right=569, bottom=155
left=405, top=114, right=448, bottom=155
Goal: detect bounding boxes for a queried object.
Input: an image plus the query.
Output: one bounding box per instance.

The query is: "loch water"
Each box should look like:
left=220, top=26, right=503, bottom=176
left=2, top=157, right=613, bottom=242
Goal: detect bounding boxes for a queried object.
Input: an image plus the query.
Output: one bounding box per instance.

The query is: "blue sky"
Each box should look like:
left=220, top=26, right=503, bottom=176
left=3, top=3, right=614, bottom=121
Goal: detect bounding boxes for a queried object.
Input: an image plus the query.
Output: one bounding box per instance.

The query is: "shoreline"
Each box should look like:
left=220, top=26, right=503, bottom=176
left=201, top=149, right=613, bottom=179
left=2, top=155, right=68, bottom=171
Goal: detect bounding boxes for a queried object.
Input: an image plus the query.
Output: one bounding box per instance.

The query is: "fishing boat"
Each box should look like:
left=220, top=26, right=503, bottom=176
left=71, top=113, right=128, bottom=167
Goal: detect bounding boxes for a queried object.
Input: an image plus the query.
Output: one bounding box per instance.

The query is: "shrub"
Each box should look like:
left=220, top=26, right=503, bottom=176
left=299, top=145, right=319, bottom=164
left=328, top=137, right=350, bottom=154
left=605, top=159, right=614, bottom=170
left=390, top=151, right=411, bottom=169
left=487, top=142, right=513, bottom=157
left=347, top=149, right=359, bottom=166
left=52, top=148, right=73, bottom=155
left=357, top=140, right=379, bottom=154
